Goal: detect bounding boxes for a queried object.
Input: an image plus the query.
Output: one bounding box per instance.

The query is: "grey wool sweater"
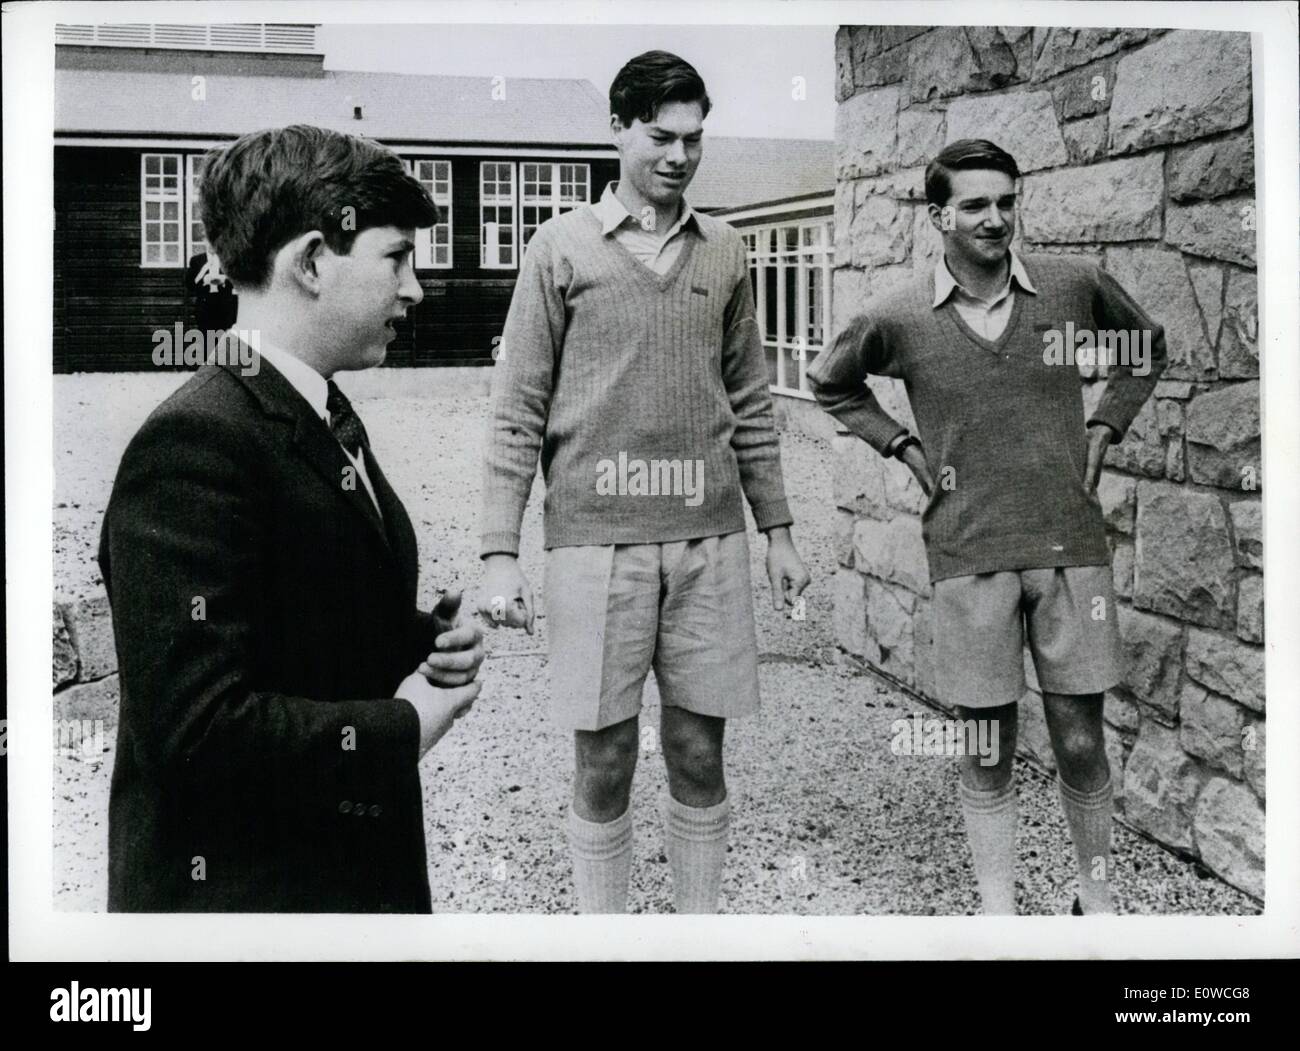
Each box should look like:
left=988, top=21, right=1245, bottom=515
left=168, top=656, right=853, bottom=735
left=807, top=254, right=1166, bottom=582
left=480, top=205, right=793, bottom=556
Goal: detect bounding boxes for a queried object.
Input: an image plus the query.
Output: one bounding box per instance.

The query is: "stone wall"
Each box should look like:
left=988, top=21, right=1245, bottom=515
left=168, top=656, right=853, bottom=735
left=53, top=594, right=120, bottom=750
left=831, top=26, right=1262, bottom=897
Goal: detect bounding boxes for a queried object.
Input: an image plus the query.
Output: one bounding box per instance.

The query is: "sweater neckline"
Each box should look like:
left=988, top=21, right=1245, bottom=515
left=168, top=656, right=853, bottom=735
left=936, top=284, right=1030, bottom=357
left=581, top=206, right=700, bottom=290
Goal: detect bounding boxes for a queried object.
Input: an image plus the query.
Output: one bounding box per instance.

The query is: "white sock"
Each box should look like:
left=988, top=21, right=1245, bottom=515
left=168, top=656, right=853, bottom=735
left=958, top=778, right=1018, bottom=915
left=566, top=803, right=633, bottom=914
left=1058, top=774, right=1116, bottom=915
left=662, top=792, right=730, bottom=914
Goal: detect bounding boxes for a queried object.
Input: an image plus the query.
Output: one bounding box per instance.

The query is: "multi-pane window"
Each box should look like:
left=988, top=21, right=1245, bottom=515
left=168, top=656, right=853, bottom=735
left=185, top=154, right=210, bottom=261
left=411, top=159, right=452, bottom=268
left=141, top=153, right=184, bottom=266
left=480, top=162, right=516, bottom=269
left=742, top=219, right=834, bottom=398
left=521, top=162, right=590, bottom=250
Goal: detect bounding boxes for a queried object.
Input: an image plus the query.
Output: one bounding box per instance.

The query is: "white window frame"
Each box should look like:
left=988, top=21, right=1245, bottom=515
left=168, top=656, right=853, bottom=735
left=140, top=152, right=185, bottom=267
left=744, top=218, right=834, bottom=400
left=480, top=161, right=518, bottom=270
left=520, top=161, right=590, bottom=253
left=408, top=159, right=453, bottom=269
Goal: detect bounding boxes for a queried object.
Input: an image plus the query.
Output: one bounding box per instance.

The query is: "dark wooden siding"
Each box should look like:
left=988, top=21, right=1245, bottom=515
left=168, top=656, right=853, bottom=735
left=53, top=145, right=618, bottom=372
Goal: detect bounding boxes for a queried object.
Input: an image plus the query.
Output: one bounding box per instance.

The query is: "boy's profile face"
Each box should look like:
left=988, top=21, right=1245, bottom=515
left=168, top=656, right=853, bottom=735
left=930, top=168, right=1017, bottom=271
left=315, top=225, right=424, bottom=372
left=612, top=99, right=705, bottom=210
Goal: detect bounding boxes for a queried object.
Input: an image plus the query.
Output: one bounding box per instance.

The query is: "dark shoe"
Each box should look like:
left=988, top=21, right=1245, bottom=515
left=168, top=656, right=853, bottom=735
left=1071, top=895, right=1083, bottom=916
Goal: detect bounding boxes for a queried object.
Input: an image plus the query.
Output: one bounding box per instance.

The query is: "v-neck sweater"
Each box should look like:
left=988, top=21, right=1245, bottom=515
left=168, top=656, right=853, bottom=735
left=807, top=253, right=1167, bottom=582
left=480, top=205, right=792, bottom=555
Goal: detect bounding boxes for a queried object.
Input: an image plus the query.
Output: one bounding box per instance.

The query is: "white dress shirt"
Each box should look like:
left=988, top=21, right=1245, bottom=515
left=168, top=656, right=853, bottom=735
left=590, top=180, right=696, bottom=274
left=255, top=342, right=383, bottom=518
left=933, top=250, right=1038, bottom=341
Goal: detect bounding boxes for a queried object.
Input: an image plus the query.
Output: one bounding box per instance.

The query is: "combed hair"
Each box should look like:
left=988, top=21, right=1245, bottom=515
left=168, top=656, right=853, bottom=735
left=925, top=139, right=1021, bottom=206
left=199, top=124, right=440, bottom=288
left=609, top=50, right=711, bottom=126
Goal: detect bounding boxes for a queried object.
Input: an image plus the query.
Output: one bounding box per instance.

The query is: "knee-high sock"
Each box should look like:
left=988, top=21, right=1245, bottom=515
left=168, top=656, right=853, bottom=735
left=566, top=804, right=633, bottom=914
left=958, top=778, right=1018, bottom=915
left=663, top=792, right=730, bottom=914
left=1058, top=774, right=1115, bottom=915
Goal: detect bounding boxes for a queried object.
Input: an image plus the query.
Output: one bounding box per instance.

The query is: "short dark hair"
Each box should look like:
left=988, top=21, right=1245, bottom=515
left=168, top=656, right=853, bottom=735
left=609, top=50, right=711, bottom=126
left=199, top=124, right=440, bottom=289
left=925, top=139, right=1021, bottom=206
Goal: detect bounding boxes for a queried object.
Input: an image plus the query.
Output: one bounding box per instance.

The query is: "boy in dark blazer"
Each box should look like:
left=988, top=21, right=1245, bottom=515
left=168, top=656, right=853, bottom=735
left=100, top=125, right=484, bottom=912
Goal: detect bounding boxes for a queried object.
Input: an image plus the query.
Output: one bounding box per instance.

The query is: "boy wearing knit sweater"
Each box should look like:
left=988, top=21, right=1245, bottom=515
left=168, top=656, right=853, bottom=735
left=809, top=140, right=1166, bottom=915
left=477, top=51, right=810, bottom=913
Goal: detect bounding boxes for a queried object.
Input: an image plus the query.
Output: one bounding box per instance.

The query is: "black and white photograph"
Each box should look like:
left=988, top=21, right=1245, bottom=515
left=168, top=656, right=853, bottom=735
left=6, top=0, right=1299, bottom=971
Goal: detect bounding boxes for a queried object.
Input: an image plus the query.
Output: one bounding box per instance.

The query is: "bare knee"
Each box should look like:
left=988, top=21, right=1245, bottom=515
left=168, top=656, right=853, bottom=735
left=957, top=704, right=1017, bottom=791
left=661, top=711, right=725, bottom=806
left=573, top=719, right=639, bottom=821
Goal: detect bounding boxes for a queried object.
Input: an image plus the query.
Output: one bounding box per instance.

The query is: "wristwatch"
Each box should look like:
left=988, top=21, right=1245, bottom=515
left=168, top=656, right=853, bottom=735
left=891, top=434, right=922, bottom=460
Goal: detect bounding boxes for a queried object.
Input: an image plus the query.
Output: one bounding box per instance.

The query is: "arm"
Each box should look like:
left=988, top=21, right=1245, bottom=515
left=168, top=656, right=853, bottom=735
left=478, top=230, right=567, bottom=559
left=806, top=312, right=909, bottom=456
left=1086, top=264, right=1168, bottom=440
left=104, top=408, right=423, bottom=818
left=720, top=242, right=808, bottom=608
left=719, top=246, right=793, bottom=533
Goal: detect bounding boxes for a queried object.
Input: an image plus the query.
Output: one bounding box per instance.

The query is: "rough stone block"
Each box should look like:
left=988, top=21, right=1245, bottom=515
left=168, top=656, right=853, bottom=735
left=852, top=515, right=930, bottom=597
left=1243, top=719, right=1264, bottom=799
left=831, top=265, right=870, bottom=332
left=1166, top=195, right=1258, bottom=268
left=1104, top=247, right=1215, bottom=381
left=854, top=41, right=909, bottom=91
left=946, top=90, right=1067, bottom=173
left=1179, top=684, right=1247, bottom=778
left=835, top=85, right=900, bottom=179
left=1218, top=269, right=1258, bottom=379
left=1123, top=719, right=1201, bottom=851
left=832, top=430, right=887, bottom=516
left=1194, top=777, right=1264, bottom=899
left=1054, top=60, right=1117, bottom=120
left=1133, top=481, right=1234, bottom=628
left=832, top=568, right=869, bottom=658
left=1116, top=605, right=1184, bottom=721
left=1104, top=688, right=1140, bottom=734
left=1185, top=628, right=1264, bottom=713
left=1169, top=130, right=1255, bottom=202
left=1165, top=441, right=1185, bottom=483
left=1104, top=399, right=1165, bottom=478
left=1032, top=27, right=1157, bottom=81
left=59, top=593, right=117, bottom=681
left=883, top=456, right=925, bottom=516
left=1097, top=473, right=1136, bottom=535
left=910, top=206, right=943, bottom=274
left=53, top=673, right=120, bottom=726
left=849, top=187, right=912, bottom=268
left=1062, top=114, right=1108, bottom=164
left=1112, top=541, right=1134, bottom=600
left=1185, top=381, right=1260, bottom=490
left=896, top=105, right=945, bottom=169
left=835, top=26, right=855, bottom=102
left=1236, top=574, right=1263, bottom=644
left=1021, top=154, right=1162, bottom=243
left=865, top=577, right=917, bottom=685
left=1228, top=500, right=1262, bottom=569
left=907, top=26, right=1023, bottom=102
left=1104, top=724, right=1129, bottom=808
left=834, top=508, right=855, bottom=569
left=1187, top=263, right=1225, bottom=350
left=53, top=602, right=79, bottom=688
left=1109, top=31, right=1252, bottom=153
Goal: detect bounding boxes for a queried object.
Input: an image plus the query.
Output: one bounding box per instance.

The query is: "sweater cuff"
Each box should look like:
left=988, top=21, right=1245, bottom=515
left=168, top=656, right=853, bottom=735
left=480, top=531, right=521, bottom=559
left=1086, top=406, right=1133, bottom=443
left=750, top=497, right=794, bottom=532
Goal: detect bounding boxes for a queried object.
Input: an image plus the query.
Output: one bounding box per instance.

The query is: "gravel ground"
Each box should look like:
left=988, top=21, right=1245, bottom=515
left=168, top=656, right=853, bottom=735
left=53, top=375, right=1257, bottom=915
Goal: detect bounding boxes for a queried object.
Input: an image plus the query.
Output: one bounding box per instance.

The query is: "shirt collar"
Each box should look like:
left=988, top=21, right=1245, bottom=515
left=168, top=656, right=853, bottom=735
left=933, top=250, right=1037, bottom=308
left=256, top=341, right=329, bottom=421
left=592, top=180, right=698, bottom=239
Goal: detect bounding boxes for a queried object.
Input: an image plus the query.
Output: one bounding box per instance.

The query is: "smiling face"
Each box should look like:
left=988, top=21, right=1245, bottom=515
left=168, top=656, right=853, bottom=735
left=612, top=99, right=705, bottom=211
left=929, top=168, right=1017, bottom=272
left=315, top=225, right=424, bottom=372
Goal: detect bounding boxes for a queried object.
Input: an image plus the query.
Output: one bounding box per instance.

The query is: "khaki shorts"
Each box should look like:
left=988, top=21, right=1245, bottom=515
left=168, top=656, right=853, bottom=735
left=933, top=564, right=1123, bottom=710
left=544, top=532, right=761, bottom=731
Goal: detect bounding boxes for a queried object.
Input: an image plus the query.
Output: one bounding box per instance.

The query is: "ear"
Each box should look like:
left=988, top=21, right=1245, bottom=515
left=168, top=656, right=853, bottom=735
left=926, top=202, right=950, bottom=237
left=610, top=113, right=625, bottom=143
left=281, top=230, right=328, bottom=296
